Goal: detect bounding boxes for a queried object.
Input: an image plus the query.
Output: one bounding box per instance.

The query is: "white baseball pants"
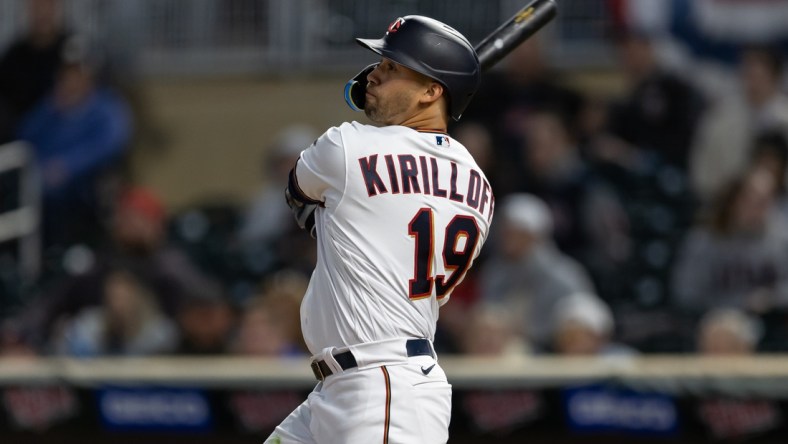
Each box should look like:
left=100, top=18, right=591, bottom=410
left=264, top=342, right=451, bottom=444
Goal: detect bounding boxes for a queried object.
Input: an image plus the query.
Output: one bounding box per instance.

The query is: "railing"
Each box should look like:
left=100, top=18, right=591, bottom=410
left=2, top=355, right=788, bottom=442
left=3, top=355, right=788, bottom=395
left=0, top=142, right=40, bottom=282
left=0, top=0, right=615, bottom=76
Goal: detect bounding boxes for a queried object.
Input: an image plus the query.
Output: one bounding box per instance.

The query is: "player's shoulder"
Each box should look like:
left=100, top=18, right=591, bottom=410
left=320, top=121, right=409, bottom=147
left=318, top=121, right=367, bottom=143
left=330, top=121, right=406, bottom=136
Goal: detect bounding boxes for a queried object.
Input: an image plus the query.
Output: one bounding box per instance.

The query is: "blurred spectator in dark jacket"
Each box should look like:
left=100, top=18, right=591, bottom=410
left=479, top=193, right=596, bottom=351
left=691, top=45, right=788, bottom=202
left=51, top=268, right=178, bottom=357
left=174, top=284, right=235, bottom=355
left=517, top=107, right=626, bottom=264
left=607, top=28, right=706, bottom=170
left=0, top=0, right=71, bottom=143
left=458, top=37, right=584, bottom=196
left=672, top=169, right=788, bottom=316
left=16, top=35, right=132, bottom=250
left=17, top=186, right=209, bottom=351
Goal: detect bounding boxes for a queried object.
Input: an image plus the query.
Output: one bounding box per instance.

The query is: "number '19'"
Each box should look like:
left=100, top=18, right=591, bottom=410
left=408, top=208, right=480, bottom=300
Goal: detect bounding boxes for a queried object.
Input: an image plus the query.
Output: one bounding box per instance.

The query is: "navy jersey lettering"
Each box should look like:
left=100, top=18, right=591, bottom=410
left=384, top=154, right=400, bottom=194
left=419, top=156, right=431, bottom=195
left=431, top=157, right=447, bottom=198
left=359, top=155, right=388, bottom=196
left=466, top=170, right=481, bottom=209
left=449, top=162, right=464, bottom=202
left=399, top=155, right=420, bottom=194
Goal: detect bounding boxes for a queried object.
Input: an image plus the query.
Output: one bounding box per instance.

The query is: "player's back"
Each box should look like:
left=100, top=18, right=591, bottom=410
left=296, top=122, right=493, bottom=353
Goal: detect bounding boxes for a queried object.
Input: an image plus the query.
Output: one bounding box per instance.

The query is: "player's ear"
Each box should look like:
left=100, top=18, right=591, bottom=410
left=420, top=81, right=445, bottom=105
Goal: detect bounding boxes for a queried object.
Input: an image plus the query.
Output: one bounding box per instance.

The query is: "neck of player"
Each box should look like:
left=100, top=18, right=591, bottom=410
left=397, top=102, right=449, bottom=133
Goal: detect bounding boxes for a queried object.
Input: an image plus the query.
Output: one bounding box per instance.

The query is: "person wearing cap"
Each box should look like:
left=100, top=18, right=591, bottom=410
left=696, top=307, right=763, bottom=355
left=478, top=193, right=596, bottom=351
left=693, top=307, right=781, bottom=439
left=550, top=292, right=635, bottom=356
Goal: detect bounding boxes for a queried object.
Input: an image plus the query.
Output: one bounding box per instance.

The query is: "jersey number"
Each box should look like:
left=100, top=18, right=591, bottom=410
left=408, top=208, right=480, bottom=299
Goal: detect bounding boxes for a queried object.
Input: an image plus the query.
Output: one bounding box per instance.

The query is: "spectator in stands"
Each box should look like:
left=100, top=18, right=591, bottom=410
left=517, top=107, right=625, bottom=264
left=16, top=35, right=132, bottom=249
left=0, top=319, right=37, bottom=357
left=453, top=304, right=540, bottom=436
left=458, top=37, right=584, bottom=196
left=691, top=45, right=788, bottom=202
left=579, top=84, right=698, bottom=311
left=694, top=308, right=782, bottom=440
left=232, top=270, right=308, bottom=356
left=0, top=0, right=71, bottom=143
left=478, top=193, right=595, bottom=351
left=174, top=283, right=235, bottom=355
left=672, top=168, right=788, bottom=316
left=457, top=305, right=529, bottom=358
left=697, top=308, right=762, bottom=355
left=51, top=268, right=178, bottom=357
left=18, top=186, right=209, bottom=351
left=748, top=130, right=788, bottom=199
left=550, top=292, right=635, bottom=356
left=239, top=124, right=318, bottom=277
left=607, top=28, right=706, bottom=171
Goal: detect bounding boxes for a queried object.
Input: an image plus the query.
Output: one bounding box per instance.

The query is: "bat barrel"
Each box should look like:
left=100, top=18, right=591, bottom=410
left=475, top=0, right=558, bottom=72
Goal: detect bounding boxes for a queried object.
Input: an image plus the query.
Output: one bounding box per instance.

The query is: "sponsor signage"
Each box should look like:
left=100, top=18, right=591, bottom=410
left=97, top=387, right=212, bottom=432
left=563, top=385, right=678, bottom=435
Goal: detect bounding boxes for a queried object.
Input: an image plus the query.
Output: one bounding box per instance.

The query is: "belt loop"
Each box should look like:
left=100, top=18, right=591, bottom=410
left=318, top=347, right=344, bottom=375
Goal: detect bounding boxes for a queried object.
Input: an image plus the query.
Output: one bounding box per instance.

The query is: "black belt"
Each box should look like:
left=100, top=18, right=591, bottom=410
left=311, top=339, right=434, bottom=381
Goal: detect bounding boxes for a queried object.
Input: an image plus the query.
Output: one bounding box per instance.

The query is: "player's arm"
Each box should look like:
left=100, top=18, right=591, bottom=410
left=284, top=126, right=347, bottom=236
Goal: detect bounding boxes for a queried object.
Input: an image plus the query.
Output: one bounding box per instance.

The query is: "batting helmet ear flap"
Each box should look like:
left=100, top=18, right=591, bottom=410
left=344, top=63, right=378, bottom=112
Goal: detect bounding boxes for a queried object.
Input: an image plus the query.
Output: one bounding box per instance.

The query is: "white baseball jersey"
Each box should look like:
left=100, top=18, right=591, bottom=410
left=294, top=121, right=494, bottom=354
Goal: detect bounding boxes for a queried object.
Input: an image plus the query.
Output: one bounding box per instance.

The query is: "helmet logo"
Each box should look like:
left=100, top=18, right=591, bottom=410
left=387, top=18, right=405, bottom=34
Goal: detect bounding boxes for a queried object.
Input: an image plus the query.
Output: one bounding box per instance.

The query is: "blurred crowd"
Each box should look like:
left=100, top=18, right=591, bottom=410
left=1, top=0, right=788, bottom=364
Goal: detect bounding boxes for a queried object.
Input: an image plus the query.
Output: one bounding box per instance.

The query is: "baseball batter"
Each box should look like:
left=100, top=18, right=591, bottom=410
left=268, top=15, right=493, bottom=444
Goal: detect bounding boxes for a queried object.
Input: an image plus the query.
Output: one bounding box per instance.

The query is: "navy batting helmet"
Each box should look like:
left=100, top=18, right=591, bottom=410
left=356, top=15, right=481, bottom=120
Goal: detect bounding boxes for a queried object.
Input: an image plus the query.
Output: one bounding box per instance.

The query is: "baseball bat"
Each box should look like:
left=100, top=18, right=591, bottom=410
left=475, top=0, right=558, bottom=72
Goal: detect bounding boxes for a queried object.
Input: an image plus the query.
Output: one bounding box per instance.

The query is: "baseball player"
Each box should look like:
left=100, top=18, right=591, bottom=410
left=268, top=15, right=493, bottom=444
